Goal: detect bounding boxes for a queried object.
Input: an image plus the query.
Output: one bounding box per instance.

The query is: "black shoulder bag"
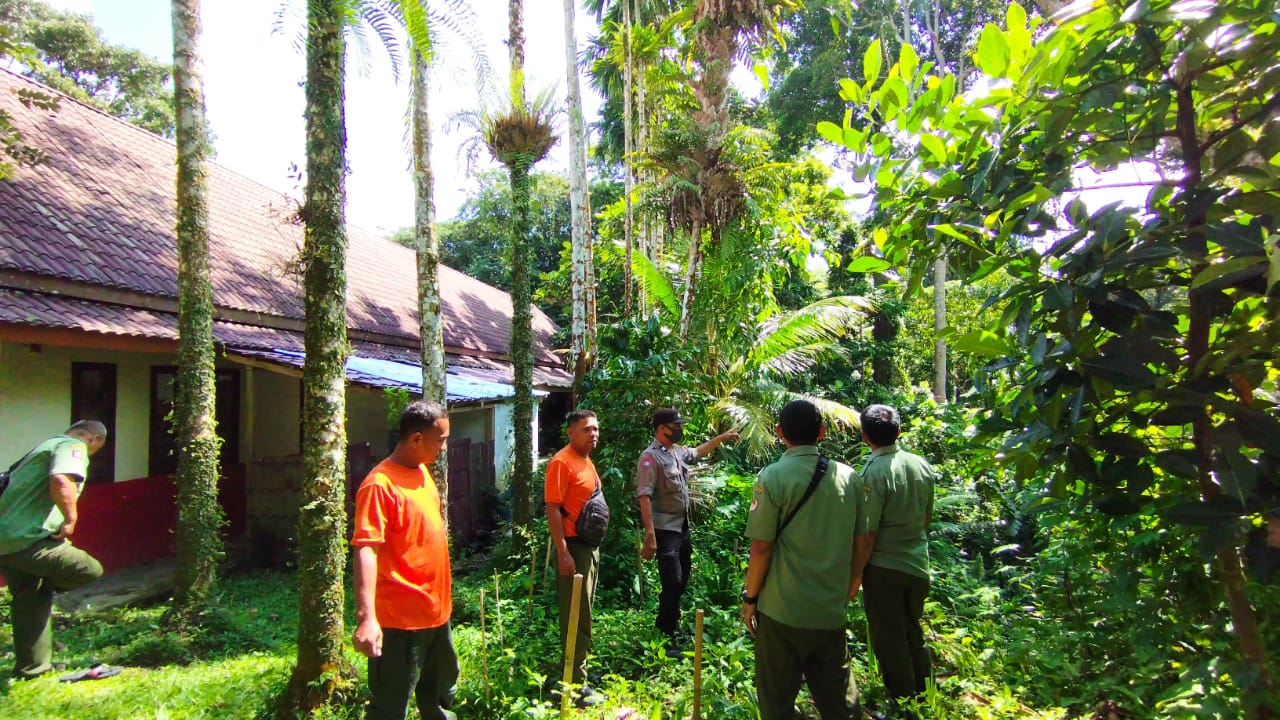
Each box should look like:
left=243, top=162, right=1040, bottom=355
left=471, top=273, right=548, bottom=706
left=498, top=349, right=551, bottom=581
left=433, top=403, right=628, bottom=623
left=0, top=448, right=37, bottom=498
left=563, top=478, right=611, bottom=547
left=775, top=455, right=829, bottom=539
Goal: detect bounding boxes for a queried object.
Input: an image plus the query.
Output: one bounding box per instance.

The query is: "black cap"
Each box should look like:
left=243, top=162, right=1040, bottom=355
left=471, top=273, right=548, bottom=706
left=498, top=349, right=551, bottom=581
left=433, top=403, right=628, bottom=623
left=652, top=408, right=689, bottom=427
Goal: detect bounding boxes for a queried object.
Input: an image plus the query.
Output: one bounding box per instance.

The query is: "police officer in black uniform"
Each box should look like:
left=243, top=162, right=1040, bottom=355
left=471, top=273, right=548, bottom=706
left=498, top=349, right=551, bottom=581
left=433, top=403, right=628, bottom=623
left=635, top=408, right=738, bottom=656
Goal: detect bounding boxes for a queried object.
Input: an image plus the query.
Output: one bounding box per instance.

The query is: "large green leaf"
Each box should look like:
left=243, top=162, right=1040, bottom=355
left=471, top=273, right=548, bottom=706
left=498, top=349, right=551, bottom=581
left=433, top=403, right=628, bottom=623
left=951, top=330, right=1011, bottom=358
left=975, top=24, right=1009, bottom=77
left=863, top=38, right=882, bottom=86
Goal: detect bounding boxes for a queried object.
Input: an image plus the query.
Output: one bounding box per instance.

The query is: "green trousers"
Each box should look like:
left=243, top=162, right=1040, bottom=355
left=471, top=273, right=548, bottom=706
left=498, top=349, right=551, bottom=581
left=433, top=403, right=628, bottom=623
left=862, top=564, right=931, bottom=701
left=0, top=536, right=103, bottom=678
left=365, top=622, right=459, bottom=720
left=555, top=537, right=599, bottom=684
left=754, top=611, right=858, bottom=720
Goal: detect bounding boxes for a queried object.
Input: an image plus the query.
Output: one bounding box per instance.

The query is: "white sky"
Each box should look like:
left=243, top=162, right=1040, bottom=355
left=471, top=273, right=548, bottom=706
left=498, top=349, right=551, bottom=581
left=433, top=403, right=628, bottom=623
left=46, top=0, right=604, bottom=236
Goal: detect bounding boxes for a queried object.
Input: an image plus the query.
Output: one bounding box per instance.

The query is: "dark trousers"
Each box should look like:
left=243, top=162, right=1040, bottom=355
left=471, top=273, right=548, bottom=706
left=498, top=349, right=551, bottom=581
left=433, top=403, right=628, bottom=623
left=0, top=536, right=103, bottom=678
left=556, top=537, right=599, bottom=684
left=862, top=564, right=931, bottom=701
left=655, top=526, right=692, bottom=637
left=754, top=611, right=858, bottom=720
left=365, top=622, right=459, bottom=720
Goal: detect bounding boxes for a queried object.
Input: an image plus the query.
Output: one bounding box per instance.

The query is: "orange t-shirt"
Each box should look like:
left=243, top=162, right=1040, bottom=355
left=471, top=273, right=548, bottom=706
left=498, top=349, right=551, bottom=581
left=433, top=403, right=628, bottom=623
left=544, top=445, right=599, bottom=538
left=350, top=459, right=452, bottom=630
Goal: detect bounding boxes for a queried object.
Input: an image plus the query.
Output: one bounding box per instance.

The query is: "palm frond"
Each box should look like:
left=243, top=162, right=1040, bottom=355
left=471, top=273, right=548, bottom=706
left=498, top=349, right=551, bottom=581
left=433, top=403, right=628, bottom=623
left=750, top=296, right=874, bottom=370
left=633, top=252, right=679, bottom=319
left=762, top=342, right=851, bottom=376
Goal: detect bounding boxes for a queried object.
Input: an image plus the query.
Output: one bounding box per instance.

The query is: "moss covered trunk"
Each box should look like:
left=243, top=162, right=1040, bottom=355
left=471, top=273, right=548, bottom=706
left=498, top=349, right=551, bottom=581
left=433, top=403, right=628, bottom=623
left=413, top=49, right=448, bottom=517
left=564, top=0, right=593, bottom=399
left=508, top=162, right=534, bottom=549
left=281, top=0, right=351, bottom=713
left=170, top=0, right=223, bottom=623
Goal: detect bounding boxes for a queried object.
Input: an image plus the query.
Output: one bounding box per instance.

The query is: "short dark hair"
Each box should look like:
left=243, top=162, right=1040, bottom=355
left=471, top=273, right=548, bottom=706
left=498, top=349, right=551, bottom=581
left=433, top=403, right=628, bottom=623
left=778, top=400, right=823, bottom=445
left=67, top=420, right=108, bottom=438
left=566, top=409, right=597, bottom=428
left=399, top=400, right=448, bottom=437
left=861, top=404, right=901, bottom=446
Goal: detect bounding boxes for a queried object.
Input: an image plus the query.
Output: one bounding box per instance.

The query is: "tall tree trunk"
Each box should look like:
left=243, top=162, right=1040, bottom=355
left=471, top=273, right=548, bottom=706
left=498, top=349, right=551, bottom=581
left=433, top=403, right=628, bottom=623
left=170, top=0, right=223, bottom=623
left=564, top=0, right=593, bottom=400
left=509, top=0, right=525, bottom=105
left=932, top=254, right=946, bottom=403
left=508, top=163, right=535, bottom=543
left=413, top=49, right=448, bottom=519
left=282, top=0, right=350, bottom=712
left=622, top=0, right=635, bottom=317
left=1173, top=79, right=1270, bottom=699
left=506, top=0, right=534, bottom=551
left=679, top=219, right=702, bottom=340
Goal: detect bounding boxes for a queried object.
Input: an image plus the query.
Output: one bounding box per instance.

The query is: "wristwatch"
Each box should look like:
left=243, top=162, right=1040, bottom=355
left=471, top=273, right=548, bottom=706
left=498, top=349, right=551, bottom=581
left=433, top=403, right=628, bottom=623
left=740, top=590, right=758, bottom=605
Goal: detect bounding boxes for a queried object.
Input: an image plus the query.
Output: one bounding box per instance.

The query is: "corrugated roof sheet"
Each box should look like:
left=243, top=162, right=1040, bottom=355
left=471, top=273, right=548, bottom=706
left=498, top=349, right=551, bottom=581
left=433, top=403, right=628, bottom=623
left=229, top=348, right=544, bottom=403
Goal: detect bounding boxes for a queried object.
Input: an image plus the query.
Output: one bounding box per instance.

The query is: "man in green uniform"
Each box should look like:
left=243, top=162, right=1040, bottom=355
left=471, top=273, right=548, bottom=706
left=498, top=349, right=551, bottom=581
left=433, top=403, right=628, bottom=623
left=851, top=404, right=937, bottom=712
left=0, top=421, right=108, bottom=679
left=636, top=408, right=737, bottom=656
left=741, top=400, right=861, bottom=720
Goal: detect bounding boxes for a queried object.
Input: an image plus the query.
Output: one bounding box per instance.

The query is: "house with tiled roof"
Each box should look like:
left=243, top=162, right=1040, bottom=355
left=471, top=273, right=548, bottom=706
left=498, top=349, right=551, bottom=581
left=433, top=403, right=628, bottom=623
left=0, top=68, right=571, bottom=570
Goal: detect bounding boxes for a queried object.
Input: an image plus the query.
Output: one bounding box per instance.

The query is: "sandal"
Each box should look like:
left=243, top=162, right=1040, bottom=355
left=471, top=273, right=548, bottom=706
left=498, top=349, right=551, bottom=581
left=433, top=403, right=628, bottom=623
left=59, top=664, right=123, bottom=682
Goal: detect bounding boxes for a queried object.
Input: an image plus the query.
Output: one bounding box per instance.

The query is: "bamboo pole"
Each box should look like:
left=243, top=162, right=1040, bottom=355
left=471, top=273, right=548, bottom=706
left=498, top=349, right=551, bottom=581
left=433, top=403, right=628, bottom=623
left=693, top=608, right=705, bottom=720
left=494, top=572, right=505, bottom=646
left=560, top=572, right=584, bottom=717
left=543, top=535, right=554, bottom=586
left=529, top=544, right=538, bottom=618
left=479, top=589, right=492, bottom=704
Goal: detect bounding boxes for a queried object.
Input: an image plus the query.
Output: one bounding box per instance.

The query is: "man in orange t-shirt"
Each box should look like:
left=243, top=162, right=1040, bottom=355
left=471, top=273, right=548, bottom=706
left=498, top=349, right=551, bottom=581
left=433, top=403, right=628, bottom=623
left=544, top=409, right=606, bottom=706
left=351, top=400, right=456, bottom=720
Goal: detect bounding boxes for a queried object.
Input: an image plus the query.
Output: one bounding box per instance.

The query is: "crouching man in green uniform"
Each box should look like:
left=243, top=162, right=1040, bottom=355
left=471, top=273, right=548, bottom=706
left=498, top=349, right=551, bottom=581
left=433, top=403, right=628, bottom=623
left=851, top=404, right=937, bottom=714
left=741, top=400, right=861, bottom=720
left=0, top=421, right=108, bottom=679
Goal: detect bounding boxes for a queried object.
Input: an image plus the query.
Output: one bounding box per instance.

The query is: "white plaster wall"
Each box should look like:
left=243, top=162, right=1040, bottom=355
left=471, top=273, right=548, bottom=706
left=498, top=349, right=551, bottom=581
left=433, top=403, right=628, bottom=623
left=248, top=369, right=301, bottom=459
left=490, top=399, right=538, bottom=489
left=0, top=341, right=248, bottom=481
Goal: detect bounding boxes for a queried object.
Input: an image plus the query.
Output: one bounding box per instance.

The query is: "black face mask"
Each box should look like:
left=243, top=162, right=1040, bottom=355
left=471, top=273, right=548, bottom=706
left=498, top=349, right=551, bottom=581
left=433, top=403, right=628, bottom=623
left=667, top=425, right=684, bottom=444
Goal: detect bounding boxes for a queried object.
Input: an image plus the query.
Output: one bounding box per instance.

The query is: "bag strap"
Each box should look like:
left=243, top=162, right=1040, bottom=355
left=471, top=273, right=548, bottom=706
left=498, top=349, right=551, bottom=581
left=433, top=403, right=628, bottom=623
left=6, top=445, right=39, bottom=474
left=776, top=455, right=828, bottom=539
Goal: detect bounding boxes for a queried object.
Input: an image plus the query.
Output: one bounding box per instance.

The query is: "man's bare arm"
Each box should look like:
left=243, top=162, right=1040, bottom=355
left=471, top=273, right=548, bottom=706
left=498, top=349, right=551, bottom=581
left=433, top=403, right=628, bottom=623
left=353, top=545, right=382, bottom=657
left=547, top=502, right=576, bottom=575
left=49, top=474, right=80, bottom=538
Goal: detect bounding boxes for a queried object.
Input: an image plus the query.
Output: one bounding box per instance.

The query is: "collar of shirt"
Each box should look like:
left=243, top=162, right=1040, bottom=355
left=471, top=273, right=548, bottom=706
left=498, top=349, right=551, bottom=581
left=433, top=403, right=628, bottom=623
left=781, top=445, right=820, bottom=458
left=870, top=444, right=899, bottom=458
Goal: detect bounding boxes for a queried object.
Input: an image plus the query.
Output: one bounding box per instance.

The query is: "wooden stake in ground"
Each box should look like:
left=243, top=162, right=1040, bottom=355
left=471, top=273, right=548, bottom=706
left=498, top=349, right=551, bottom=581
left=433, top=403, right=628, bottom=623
left=529, top=545, right=538, bottom=618
left=543, top=536, right=553, bottom=586
left=560, top=572, right=584, bottom=717
left=479, top=588, right=491, bottom=704
left=693, top=608, right=705, bottom=720
left=637, top=531, right=646, bottom=602
left=493, top=572, right=505, bottom=646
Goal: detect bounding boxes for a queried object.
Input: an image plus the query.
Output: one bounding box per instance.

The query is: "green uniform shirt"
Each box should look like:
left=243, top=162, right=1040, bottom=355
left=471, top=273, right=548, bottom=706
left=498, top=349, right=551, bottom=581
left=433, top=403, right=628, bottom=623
left=745, top=446, right=861, bottom=630
left=857, top=444, right=936, bottom=579
left=0, top=436, right=90, bottom=555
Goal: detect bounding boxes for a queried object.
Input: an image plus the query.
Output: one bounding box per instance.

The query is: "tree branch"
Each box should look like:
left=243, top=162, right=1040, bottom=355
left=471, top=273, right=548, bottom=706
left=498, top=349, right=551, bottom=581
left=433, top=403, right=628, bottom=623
left=1199, top=91, right=1280, bottom=155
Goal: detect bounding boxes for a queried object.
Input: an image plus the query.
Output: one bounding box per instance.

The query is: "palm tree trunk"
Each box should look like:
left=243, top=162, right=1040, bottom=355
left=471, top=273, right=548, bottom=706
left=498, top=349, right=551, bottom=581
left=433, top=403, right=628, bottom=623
left=170, top=0, right=223, bottom=623
left=932, top=254, right=946, bottom=403
left=508, top=163, right=535, bottom=544
left=506, top=0, right=533, bottom=552
left=679, top=219, right=702, bottom=340
left=564, top=0, right=592, bottom=400
left=622, top=0, right=635, bottom=317
left=413, top=49, right=448, bottom=519
left=282, top=0, right=350, bottom=712
left=509, top=0, right=525, bottom=105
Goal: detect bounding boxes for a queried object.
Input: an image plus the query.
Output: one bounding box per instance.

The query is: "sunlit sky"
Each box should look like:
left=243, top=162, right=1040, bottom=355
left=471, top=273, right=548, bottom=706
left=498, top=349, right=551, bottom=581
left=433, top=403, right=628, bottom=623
left=40, top=1, right=1142, bottom=240
left=45, top=0, right=607, bottom=236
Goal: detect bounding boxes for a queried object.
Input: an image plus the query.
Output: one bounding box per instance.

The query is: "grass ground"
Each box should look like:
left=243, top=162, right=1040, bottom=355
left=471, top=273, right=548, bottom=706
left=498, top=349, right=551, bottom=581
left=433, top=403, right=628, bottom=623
left=0, top=556, right=1067, bottom=720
